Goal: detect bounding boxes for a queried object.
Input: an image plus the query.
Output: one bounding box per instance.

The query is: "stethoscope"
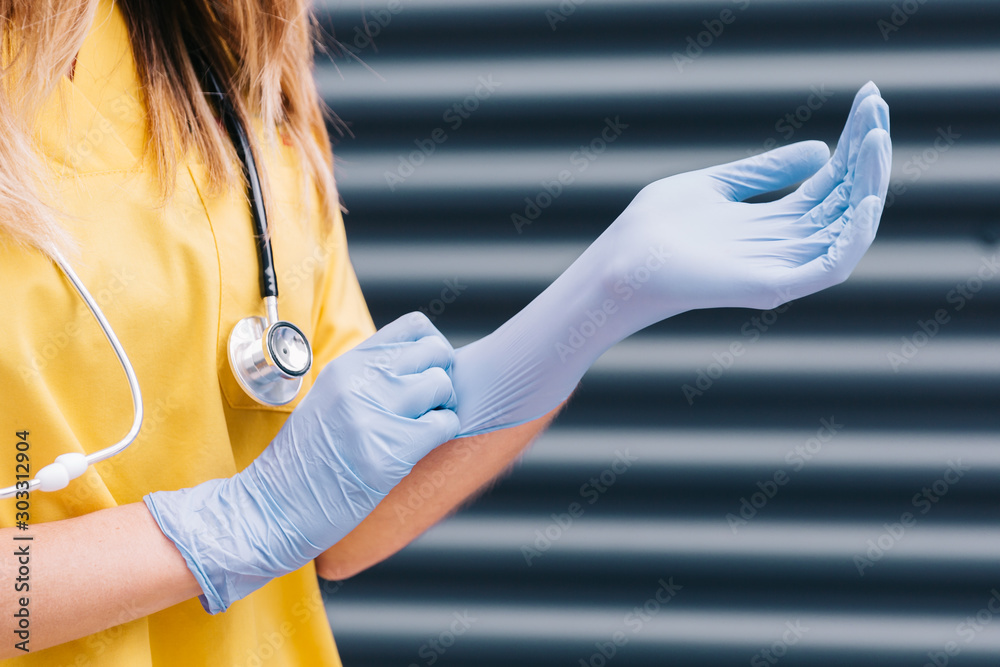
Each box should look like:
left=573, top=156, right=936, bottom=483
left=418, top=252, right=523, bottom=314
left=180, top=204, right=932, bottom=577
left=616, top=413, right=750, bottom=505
left=0, top=61, right=312, bottom=499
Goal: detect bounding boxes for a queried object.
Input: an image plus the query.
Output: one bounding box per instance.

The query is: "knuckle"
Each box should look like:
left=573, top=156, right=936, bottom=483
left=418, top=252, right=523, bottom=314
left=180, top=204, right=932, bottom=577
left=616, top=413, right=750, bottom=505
left=858, top=94, right=882, bottom=114
left=425, top=334, right=455, bottom=361
left=442, top=411, right=461, bottom=434
left=406, top=310, right=432, bottom=329
left=424, top=365, right=451, bottom=387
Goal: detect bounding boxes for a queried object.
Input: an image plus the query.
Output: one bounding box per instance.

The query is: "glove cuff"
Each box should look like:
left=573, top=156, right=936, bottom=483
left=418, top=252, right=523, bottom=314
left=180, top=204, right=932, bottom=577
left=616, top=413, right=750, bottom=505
left=143, top=470, right=321, bottom=614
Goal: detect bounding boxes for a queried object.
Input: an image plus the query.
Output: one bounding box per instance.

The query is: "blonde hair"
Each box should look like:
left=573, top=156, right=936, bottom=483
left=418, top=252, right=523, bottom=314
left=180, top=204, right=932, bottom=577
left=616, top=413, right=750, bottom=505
left=0, top=0, right=338, bottom=256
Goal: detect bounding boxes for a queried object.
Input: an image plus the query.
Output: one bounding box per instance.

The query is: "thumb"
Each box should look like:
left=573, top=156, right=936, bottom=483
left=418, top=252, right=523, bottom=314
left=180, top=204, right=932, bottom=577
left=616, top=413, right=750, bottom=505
left=704, top=140, right=830, bottom=202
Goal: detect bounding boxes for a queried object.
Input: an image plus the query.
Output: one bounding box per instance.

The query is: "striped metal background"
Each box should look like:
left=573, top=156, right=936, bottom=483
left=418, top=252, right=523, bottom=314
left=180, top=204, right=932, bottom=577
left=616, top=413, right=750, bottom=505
left=314, top=1, right=1000, bottom=665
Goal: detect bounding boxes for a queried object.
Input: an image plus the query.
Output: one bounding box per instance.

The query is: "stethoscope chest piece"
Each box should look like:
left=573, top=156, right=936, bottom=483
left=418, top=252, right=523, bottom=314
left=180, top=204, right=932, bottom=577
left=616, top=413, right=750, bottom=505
left=228, top=312, right=312, bottom=406
left=196, top=58, right=314, bottom=407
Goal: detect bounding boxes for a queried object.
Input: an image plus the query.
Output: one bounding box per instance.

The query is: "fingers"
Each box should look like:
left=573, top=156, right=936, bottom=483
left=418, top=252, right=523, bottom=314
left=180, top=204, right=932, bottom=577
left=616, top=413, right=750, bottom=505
left=408, top=408, right=462, bottom=457
left=851, top=127, right=893, bottom=209
left=363, top=310, right=455, bottom=373
left=367, top=311, right=444, bottom=346
left=383, top=368, right=460, bottom=465
left=390, top=366, right=458, bottom=417
left=795, top=181, right=852, bottom=235
left=392, top=334, right=455, bottom=375
left=833, top=81, right=883, bottom=175
left=383, top=405, right=462, bottom=469
left=785, top=112, right=891, bottom=237
left=774, top=128, right=890, bottom=301
left=704, top=140, right=830, bottom=202
left=783, top=195, right=884, bottom=302
left=845, top=95, right=891, bottom=185
left=786, top=83, right=888, bottom=210
left=365, top=318, right=457, bottom=414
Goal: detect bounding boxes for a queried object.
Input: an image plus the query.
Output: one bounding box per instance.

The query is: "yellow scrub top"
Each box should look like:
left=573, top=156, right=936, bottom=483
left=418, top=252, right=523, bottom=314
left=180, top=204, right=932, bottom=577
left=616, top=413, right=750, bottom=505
left=0, top=2, right=374, bottom=665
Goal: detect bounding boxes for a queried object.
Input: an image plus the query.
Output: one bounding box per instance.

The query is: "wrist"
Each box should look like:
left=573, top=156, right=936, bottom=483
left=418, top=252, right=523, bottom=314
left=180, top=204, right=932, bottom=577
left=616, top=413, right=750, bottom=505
left=143, top=468, right=320, bottom=615
left=143, top=478, right=237, bottom=614
left=538, top=234, right=678, bottom=365
left=452, top=241, right=641, bottom=435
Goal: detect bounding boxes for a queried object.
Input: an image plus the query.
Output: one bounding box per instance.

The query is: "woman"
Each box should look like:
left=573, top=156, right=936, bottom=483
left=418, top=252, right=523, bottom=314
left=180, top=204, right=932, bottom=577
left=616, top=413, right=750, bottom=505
left=0, top=0, right=891, bottom=664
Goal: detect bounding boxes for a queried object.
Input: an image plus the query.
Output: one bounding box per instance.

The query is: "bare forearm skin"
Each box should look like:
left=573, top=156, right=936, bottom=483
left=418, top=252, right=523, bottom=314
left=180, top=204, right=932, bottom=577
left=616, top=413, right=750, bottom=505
left=0, top=502, right=201, bottom=659
left=314, top=405, right=563, bottom=581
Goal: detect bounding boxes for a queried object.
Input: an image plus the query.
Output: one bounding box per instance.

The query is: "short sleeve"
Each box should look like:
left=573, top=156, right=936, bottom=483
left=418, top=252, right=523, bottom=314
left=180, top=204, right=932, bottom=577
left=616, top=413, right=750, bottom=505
left=309, top=205, right=376, bottom=376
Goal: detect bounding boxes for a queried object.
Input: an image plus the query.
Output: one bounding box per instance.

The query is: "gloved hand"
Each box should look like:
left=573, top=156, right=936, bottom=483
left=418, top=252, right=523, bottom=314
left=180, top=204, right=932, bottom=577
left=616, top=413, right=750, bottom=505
left=453, top=82, right=892, bottom=435
left=144, top=312, right=460, bottom=613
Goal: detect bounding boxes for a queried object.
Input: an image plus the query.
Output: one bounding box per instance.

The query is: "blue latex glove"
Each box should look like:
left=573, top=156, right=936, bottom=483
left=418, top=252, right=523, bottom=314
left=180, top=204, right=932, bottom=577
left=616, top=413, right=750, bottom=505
left=453, top=82, right=892, bottom=435
left=144, top=312, right=460, bottom=613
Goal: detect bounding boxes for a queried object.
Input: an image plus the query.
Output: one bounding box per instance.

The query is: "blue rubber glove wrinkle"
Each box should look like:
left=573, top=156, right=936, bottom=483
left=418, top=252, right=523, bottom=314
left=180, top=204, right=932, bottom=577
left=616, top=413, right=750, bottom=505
left=145, top=312, right=460, bottom=613
left=453, top=82, right=892, bottom=436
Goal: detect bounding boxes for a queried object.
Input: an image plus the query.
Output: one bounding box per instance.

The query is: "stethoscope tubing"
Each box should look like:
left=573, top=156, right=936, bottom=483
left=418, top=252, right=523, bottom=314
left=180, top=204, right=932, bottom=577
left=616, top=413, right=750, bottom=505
left=0, top=249, right=144, bottom=499
left=197, top=53, right=278, bottom=301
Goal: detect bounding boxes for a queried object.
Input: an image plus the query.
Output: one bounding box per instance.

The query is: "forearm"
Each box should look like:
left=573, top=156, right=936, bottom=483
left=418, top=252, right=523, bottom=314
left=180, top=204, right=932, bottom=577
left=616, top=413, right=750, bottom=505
left=313, top=231, right=626, bottom=579
left=0, top=502, right=200, bottom=658
left=448, top=89, right=892, bottom=437
left=450, top=232, right=646, bottom=436
left=315, top=404, right=562, bottom=581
